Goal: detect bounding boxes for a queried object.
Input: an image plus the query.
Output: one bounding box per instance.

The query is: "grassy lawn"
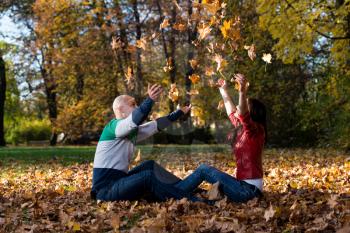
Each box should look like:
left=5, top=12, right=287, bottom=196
left=0, top=144, right=230, bottom=165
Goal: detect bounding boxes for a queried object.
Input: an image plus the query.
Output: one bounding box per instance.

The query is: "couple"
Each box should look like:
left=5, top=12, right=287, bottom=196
left=91, top=73, right=266, bottom=204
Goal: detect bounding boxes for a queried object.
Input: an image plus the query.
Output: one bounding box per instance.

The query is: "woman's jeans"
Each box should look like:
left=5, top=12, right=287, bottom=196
left=95, top=160, right=201, bottom=202
left=175, top=164, right=262, bottom=203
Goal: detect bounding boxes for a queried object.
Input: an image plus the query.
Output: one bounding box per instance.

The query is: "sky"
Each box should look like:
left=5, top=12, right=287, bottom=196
left=0, top=14, right=21, bottom=44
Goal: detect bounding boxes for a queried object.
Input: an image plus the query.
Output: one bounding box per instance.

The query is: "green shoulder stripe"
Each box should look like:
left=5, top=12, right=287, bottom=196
left=99, top=119, right=119, bottom=141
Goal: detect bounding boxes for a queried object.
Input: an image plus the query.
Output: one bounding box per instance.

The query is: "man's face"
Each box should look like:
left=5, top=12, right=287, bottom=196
left=121, top=97, right=137, bottom=117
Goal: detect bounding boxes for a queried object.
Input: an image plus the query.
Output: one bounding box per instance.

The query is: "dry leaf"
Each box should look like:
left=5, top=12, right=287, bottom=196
left=136, top=38, right=147, bottom=50
left=187, top=89, right=199, bottom=96
left=168, top=83, right=179, bottom=102
left=173, top=22, right=186, bottom=31
left=111, top=37, right=122, bottom=50
left=244, top=44, right=256, bottom=61
left=189, top=59, right=198, bottom=69
left=262, top=53, right=272, bottom=63
left=213, top=54, right=227, bottom=71
left=264, top=204, right=275, bottom=221
left=189, top=74, right=201, bottom=84
left=134, top=149, right=141, bottom=163
left=205, top=67, right=215, bottom=76
left=160, top=18, right=170, bottom=29
left=208, top=181, right=222, bottom=200
left=110, top=214, right=120, bottom=231
left=198, top=24, right=211, bottom=40
left=217, top=100, right=224, bottom=110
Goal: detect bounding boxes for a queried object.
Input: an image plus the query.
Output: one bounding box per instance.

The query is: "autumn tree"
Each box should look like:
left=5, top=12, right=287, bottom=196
left=0, top=50, right=6, bottom=146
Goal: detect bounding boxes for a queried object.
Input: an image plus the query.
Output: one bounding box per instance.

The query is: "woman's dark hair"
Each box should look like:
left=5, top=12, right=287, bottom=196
left=227, top=98, right=268, bottom=146
left=248, top=98, right=267, bottom=143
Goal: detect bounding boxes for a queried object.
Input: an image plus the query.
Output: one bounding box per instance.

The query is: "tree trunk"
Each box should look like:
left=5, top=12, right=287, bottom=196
left=40, top=49, right=57, bottom=146
left=156, top=0, right=176, bottom=112
left=75, top=65, right=84, bottom=101
left=169, top=3, right=177, bottom=112
left=0, top=55, right=6, bottom=146
left=132, top=0, right=144, bottom=103
left=114, top=0, right=133, bottom=95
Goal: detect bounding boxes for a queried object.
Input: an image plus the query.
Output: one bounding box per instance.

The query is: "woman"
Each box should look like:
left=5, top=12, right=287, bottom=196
left=175, top=74, right=267, bottom=202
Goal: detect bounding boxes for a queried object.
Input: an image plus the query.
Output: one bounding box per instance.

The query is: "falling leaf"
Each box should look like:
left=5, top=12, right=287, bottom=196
left=187, top=89, right=199, bottom=96
left=173, top=22, right=186, bottom=31
left=213, top=54, right=227, bottom=71
left=220, top=20, right=231, bottom=39
left=160, top=18, right=170, bottom=29
left=189, top=74, right=201, bottom=84
left=205, top=67, right=215, bottom=76
left=244, top=44, right=256, bottom=61
left=189, top=59, right=198, bottom=69
left=125, top=66, right=134, bottom=83
left=111, top=37, right=122, bottom=50
left=136, top=38, right=147, bottom=50
left=163, top=58, right=173, bottom=72
left=264, top=204, right=275, bottom=222
left=168, top=83, right=179, bottom=102
left=202, top=0, right=221, bottom=14
left=262, top=53, right=272, bottom=63
left=217, top=100, right=224, bottom=110
left=198, top=24, right=211, bottom=40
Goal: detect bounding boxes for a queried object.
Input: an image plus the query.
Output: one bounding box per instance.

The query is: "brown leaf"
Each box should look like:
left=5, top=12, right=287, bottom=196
left=160, top=18, right=170, bottom=29
left=110, top=214, right=120, bottom=231
left=264, top=204, right=275, bottom=222
left=208, top=181, right=222, bottom=200
left=244, top=44, right=256, bottom=61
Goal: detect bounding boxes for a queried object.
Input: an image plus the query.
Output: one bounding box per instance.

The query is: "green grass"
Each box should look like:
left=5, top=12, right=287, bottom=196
left=0, top=144, right=230, bottom=166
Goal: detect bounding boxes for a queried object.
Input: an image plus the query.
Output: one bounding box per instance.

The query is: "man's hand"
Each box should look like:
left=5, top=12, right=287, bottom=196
left=234, top=73, right=249, bottom=93
left=148, top=84, right=163, bottom=101
left=178, top=104, right=192, bottom=114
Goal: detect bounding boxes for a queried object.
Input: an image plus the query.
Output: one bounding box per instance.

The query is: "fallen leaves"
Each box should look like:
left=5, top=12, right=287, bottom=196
left=0, top=148, right=349, bottom=232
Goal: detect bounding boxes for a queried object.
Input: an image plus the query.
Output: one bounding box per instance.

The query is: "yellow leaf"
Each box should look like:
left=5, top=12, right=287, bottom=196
left=289, top=181, right=298, bottom=189
left=72, top=222, right=81, bottom=231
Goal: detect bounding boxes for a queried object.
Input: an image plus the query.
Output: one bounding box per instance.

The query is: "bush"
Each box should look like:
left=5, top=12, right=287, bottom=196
left=5, top=118, right=51, bottom=144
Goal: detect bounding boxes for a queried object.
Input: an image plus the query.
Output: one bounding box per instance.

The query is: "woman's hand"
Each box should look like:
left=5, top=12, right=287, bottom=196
left=217, top=78, right=227, bottom=89
left=234, top=73, right=249, bottom=93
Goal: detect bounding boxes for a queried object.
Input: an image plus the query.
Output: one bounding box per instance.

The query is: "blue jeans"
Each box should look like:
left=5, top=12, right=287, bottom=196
left=95, top=160, right=201, bottom=202
left=175, top=164, right=262, bottom=203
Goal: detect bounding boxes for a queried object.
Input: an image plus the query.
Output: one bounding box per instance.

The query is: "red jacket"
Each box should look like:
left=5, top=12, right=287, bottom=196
left=229, top=111, right=265, bottom=180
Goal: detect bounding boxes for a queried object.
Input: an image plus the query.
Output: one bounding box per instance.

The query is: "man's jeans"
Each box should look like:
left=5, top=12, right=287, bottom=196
left=95, top=160, right=201, bottom=202
left=175, top=164, right=262, bottom=203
